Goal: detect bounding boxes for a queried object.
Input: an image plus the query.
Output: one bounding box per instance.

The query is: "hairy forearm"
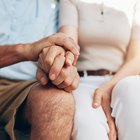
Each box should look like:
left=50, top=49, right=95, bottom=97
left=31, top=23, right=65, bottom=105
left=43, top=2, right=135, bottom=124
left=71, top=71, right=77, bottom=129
left=0, top=33, right=80, bottom=68
left=0, top=44, right=30, bottom=68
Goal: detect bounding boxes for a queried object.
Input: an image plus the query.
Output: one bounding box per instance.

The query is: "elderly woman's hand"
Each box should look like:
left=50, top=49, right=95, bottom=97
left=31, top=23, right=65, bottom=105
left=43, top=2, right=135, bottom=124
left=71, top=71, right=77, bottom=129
left=92, top=81, right=117, bottom=140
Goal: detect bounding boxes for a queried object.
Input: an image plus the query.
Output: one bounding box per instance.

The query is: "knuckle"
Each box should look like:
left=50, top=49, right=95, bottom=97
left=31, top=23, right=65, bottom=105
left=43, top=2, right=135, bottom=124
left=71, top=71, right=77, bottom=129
left=42, top=48, right=47, bottom=54
left=51, top=45, right=56, bottom=50
left=64, top=79, right=71, bottom=86
left=45, top=58, right=52, bottom=66
left=71, top=84, right=77, bottom=90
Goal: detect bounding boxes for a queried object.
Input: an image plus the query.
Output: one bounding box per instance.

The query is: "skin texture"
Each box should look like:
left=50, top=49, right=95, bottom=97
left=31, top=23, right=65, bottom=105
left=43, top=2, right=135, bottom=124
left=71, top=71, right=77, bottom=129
left=37, top=46, right=80, bottom=92
left=24, top=83, right=75, bottom=140
left=0, top=32, right=80, bottom=140
left=0, top=33, right=79, bottom=68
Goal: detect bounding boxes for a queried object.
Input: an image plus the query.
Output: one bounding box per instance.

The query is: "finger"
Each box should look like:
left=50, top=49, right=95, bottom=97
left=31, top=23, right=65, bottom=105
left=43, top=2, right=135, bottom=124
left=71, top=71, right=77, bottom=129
left=64, top=73, right=80, bottom=92
left=57, top=67, right=77, bottom=89
left=92, top=88, right=102, bottom=108
left=108, top=118, right=117, bottom=140
left=36, top=68, right=48, bottom=85
left=38, top=53, right=48, bottom=72
left=39, top=49, right=50, bottom=72
left=102, top=100, right=117, bottom=140
left=73, top=55, right=79, bottom=66
left=43, top=46, right=65, bottom=71
left=65, top=51, right=75, bottom=66
left=49, top=54, right=65, bottom=80
left=102, top=98, right=112, bottom=119
left=52, top=69, right=66, bottom=86
left=52, top=33, right=80, bottom=56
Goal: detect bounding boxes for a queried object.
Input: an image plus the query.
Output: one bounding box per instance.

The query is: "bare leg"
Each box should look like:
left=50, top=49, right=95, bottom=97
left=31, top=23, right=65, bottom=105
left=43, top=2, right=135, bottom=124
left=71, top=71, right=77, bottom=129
left=24, top=84, right=74, bottom=140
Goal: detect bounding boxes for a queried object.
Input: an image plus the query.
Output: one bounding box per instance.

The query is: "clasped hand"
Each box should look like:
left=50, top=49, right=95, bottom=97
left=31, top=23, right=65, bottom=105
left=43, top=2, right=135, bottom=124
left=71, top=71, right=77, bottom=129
left=36, top=45, right=80, bottom=92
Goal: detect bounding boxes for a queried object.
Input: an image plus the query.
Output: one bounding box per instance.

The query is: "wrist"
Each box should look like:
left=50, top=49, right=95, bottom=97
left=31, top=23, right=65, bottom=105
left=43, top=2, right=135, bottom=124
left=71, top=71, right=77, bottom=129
left=16, top=43, right=34, bottom=61
left=99, top=80, right=115, bottom=94
left=107, top=80, right=116, bottom=90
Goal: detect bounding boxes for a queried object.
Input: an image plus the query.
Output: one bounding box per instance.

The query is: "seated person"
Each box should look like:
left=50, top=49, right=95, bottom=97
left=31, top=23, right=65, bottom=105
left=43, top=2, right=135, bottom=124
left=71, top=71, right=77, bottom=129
left=0, top=0, right=79, bottom=140
left=58, top=0, right=140, bottom=140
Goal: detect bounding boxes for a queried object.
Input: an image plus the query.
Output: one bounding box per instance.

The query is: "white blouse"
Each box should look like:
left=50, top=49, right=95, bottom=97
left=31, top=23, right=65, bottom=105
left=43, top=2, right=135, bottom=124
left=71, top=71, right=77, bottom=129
left=59, top=0, right=140, bottom=71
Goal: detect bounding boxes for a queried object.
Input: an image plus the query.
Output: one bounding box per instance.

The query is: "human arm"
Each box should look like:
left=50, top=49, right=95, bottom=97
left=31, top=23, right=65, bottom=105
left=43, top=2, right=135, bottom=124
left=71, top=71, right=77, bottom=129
left=92, top=39, right=140, bottom=140
left=0, top=44, right=30, bottom=68
left=92, top=2, right=140, bottom=139
left=0, top=33, right=79, bottom=68
left=93, top=0, right=140, bottom=109
left=36, top=0, right=80, bottom=88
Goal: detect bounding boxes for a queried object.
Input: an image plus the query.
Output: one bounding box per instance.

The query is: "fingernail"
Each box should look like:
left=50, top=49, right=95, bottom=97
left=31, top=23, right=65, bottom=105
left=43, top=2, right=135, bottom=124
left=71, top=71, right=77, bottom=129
left=67, top=59, right=72, bottom=66
left=50, top=74, right=55, bottom=80
left=94, top=103, right=99, bottom=107
left=41, top=77, right=47, bottom=85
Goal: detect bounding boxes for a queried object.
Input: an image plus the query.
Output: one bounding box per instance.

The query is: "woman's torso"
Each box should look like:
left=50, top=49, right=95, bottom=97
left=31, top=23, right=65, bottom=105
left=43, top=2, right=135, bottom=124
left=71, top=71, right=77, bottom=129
left=75, top=0, right=137, bottom=71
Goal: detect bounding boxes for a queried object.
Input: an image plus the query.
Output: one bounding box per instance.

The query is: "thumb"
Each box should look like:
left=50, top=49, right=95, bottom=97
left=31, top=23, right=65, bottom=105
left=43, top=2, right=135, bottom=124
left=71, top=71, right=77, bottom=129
left=36, top=68, right=48, bottom=85
left=93, top=88, right=102, bottom=108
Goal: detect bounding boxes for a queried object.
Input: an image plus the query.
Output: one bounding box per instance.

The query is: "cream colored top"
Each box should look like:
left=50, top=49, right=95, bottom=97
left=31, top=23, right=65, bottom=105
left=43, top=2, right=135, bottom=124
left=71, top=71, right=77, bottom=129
left=59, top=0, right=140, bottom=72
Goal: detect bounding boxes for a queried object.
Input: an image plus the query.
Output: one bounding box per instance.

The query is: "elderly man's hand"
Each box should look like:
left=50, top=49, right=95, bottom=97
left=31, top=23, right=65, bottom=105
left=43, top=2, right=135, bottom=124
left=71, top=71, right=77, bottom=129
left=36, top=45, right=80, bottom=92
left=37, top=45, right=75, bottom=79
left=26, top=33, right=80, bottom=62
left=36, top=66, right=80, bottom=92
left=52, top=65, right=79, bottom=92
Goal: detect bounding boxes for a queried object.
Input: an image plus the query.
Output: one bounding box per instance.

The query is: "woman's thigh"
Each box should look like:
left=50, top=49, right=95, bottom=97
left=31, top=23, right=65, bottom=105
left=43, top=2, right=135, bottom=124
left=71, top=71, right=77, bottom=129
left=72, top=77, right=109, bottom=140
left=111, top=75, right=140, bottom=140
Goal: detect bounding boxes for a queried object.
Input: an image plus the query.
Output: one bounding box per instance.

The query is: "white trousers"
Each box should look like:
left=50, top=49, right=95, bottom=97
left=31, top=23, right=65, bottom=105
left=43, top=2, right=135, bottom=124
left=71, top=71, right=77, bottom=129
left=72, top=75, right=140, bottom=140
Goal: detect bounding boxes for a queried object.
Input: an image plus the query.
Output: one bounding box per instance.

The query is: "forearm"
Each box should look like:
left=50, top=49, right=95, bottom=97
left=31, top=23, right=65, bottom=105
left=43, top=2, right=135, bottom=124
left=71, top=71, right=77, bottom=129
left=0, top=44, right=30, bottom=68
left=59, top=26, right=78, bottom=44
left=0, top=33, right=80, bottom=68
left=109, top=57, right=140, bottom=87
left=107, top=39, right=140, bottom=88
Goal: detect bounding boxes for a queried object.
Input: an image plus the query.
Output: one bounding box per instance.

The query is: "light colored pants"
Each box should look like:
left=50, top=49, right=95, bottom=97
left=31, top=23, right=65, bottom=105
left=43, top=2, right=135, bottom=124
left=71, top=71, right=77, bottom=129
left=72, top=74, right=140, bottom=140
left=111, top=75, right=140, bottom=140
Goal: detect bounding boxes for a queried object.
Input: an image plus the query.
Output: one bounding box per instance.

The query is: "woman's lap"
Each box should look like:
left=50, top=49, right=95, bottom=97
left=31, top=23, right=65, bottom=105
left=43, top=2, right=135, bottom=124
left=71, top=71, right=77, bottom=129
left=72, top=75, right=140, bottom=140
left=111, top=75, right=140, bottom=140
left=72, top=76, right=111, bottom=140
